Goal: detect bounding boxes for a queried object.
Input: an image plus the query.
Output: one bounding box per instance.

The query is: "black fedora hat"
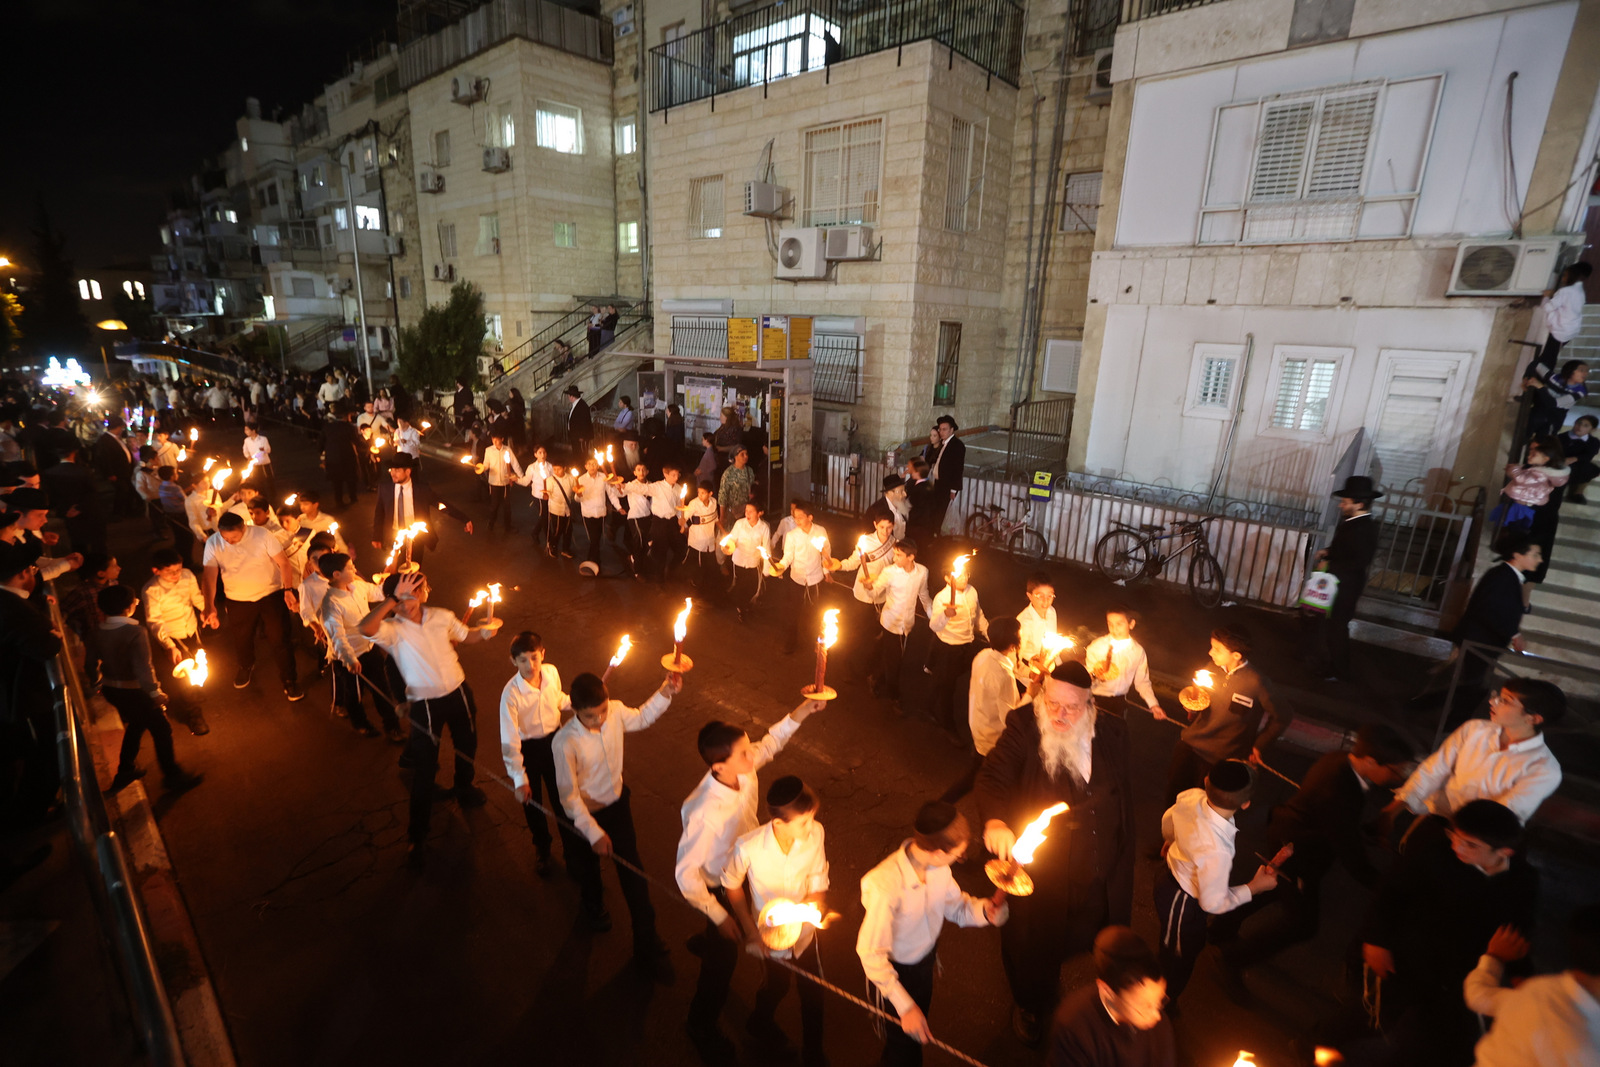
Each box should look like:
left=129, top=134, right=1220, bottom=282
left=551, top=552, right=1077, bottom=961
left=1332, top=476, right=1382, bottom=501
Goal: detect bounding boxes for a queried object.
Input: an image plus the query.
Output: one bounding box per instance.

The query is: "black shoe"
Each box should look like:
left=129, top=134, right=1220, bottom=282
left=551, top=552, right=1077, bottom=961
left=233, top=666, right=253, bottom=689
left=453, top=784, right=488, bottom=807
left=535, top=852, right=558, bottom=878
left=107, top=767, right=147, bottom=793
left=585, top=908, right=613, bottom=932
left=355, top=724, right=379, bottom=737
left=1011, top=1006, right=1042, bottom=1047
left=188, top=716, right=211, bottom=736
left=385, top=726, right=406, bottom=744
left=164, top=769, right=204, bottom=792
left=406, top=843, right=426, bottom=871
left=284, top=683, right=305, bottom=702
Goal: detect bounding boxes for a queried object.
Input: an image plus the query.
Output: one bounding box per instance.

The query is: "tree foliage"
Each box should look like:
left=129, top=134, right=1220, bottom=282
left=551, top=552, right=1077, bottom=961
left=18, top=201, right=89, bottom=361
left=394, top=281, right=487, bottom=392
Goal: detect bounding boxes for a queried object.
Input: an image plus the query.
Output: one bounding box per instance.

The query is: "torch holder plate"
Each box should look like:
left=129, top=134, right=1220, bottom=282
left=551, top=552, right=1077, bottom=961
left=1178, top=686, right=1211, bottom=712
left=985, top=858, right=1035, bottom=897
left=661, top=653, right=695, bottom=673
left=801, top=685, right=838, bottom=701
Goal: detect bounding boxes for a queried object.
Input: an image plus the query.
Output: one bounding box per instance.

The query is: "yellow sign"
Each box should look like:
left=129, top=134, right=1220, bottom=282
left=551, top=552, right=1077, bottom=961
left=788, top=316, right=812, bottom=360
left=761, top=316, right=787, bottom=362
left=728, top=318, right=759, bottom=362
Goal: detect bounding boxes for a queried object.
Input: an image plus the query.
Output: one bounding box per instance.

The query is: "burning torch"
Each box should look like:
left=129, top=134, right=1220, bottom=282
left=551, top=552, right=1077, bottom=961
left=986, top=802, right=1070, bottom=898
left=660, top=597, right=694, bottom=673
left=803, top=608, right=840, bottom=701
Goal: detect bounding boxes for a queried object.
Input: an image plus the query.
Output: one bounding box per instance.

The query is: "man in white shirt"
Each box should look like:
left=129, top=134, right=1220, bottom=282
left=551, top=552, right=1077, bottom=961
left=1015, top=575, right=1058, bottom=680
left=241, top=425, right=273, bottom=498
left=371, top=453, right=474, bottom=568
left=500, top=631, right=566, bottom=876
left=1386, top=678, right=1565, bottom=826
left=1084, top=606, right=1163, bottom=719
left=319, top=552, right=399, bottom=741
left=552, top=668, right=682, bottom=961
left=868, top=539, right=934, bottom=705
left=858, top=802, right=1005, bottom=1064
left=928, top=558, right=988, bottom=737
left=316, top=374, right=343, bottom=413
left=831, top=506, right=897, bottom=680
left=770, top=499, right=830, bottom=655
left=359, top=571, right=503, bottom=868
left=393, top=416, right=422, bottom=461
left=1463, top=906, right=1600, bottom=1067
left=676, top=699, right=823, bottom=1051
left=1538, top=262, right=1592, bottom=364
left=202, top=512, right=303, bottom=700
left=142, top=546, right=209, bottom=735
left=945, top=617, right=1036, bottom=803
left=724, top=501, right=771, bottom=622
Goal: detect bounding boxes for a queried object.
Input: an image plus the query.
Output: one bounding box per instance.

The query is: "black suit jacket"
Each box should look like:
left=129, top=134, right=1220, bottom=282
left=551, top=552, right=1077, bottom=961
left=567, top=399, right=593, bottom=443
left=321, top=418, right=363, bottom=477
left=41, top=462, right=97, bottom=519
left=905, top=478, right=940, bottom=532
left=1451, top=562, right=1524, bottom=650
left=977, top=707, right=1135, bottom=925
left=1324, top=512, right=1379, bottom=593
left=92, top=433, right=133, bottom=482
left=373, top=480, right=470, bottom=551
left=931, top=435, right=966, bottom=496
left=0, top=588, right=62, bottom=726
left=1264, top=751, right=1380, bottom=887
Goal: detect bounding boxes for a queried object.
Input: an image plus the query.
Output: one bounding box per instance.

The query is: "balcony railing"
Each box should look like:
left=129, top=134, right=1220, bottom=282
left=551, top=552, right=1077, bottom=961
left=651, top=0, right=1024, bottom=113
left=398, top=0, right=612, bottom=88
left=1121, top=0, right=1229, bottom=23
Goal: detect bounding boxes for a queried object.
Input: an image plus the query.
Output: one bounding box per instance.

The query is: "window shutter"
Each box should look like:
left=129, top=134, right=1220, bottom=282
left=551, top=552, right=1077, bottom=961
left=1249, top=100, right=1315, bottom=202
left=1272, top=359, right=1308, bottom=427
left=945, top=118, right=974, bottom=231
left=1196, top=356, right=1235, bottom=407
left=1042, top=340, right=1081, bottom=393
left=1305, top=90, right=1377, bottom=199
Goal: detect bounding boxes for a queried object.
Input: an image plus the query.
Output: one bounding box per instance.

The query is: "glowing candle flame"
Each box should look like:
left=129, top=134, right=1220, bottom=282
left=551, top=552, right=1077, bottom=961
left=1012, top=802, right=1070, bottom=865
left=673, top=598, right=692, bottom=644
left=469, top=591, right=488, bottom=608
left=720, top=533, right=736, bottom=553
left=188, top=428, right=199, bottom=443
left=1194, top=670, right=1214, bottom=689
left=241, top=460, right=256, bottom=481
left=593, top=449, right=605, bottom=465
left=1313, top=1051, right=1343, bottom=1067
left=857, top=534, right=873, bottom=554
left=487, top=583, right=502, bottom=607
left=571, top=468, right=581, bottom=478
left=202, top=457, right=215, bottom=471
left=758, top=546, right=771, bottom=562
left=421, top=421, right=432, bottom=430
left=609, top=635, right=632, bottom=667
left=820, top=608, right=840, bottom=650
left=328, top=522, right=339, bottom=534
left=460, top=455, right=473, bottom=465
left=606, top=445, right=614, bottom=464
left=373, top=436, right=386, bottom=449
left=763, top=900, right=824, bottom=928
left=210, top=467, right=232, bottom=491
left=173, top=649, right=209, bottom=687
left=810, top=533, right=826, bottom=552
left=1232, top=1055, right=1256, bottom=1067
left=679, top=483, right=688, bottom=502
left=284, top=493, right=297, bottom=506
left=174, top=446, right=187, bottom=462
left=502, top=449, right=512, bottom=464
left=951, top=553, right=971, bottom=580
left=1042, top=633, right=1074, bottom=655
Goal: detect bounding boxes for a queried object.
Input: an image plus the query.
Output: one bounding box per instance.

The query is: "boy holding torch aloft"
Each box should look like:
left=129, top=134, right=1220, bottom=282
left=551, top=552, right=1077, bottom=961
left=928, top=553, right=988, bottom=737
left=830, top=504, right=897, bottom=681
left=142, top=547, right=210, bottom=735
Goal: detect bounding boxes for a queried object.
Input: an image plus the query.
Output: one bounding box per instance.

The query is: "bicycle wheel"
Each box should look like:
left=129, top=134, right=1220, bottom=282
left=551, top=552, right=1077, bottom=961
left=964, top=513, right=996, bottom=547
left=1094, top=529, right=1149, bottom=582
left=1188, top=550, right=1225, bottom=609
left=1008, top=527, right=1048, bottom=563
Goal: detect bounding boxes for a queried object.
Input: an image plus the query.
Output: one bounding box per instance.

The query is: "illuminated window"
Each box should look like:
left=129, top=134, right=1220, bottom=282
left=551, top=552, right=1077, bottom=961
left=135, top=281, right=145, bottom=298
left=554, top=222, right=577, bottom=248
left=241, top=137, right=249, bottom=152
left=356, top=206, right=382, bottom=230
left=616, top=118, right=637, bottom=155
left=91, top=280, right=103, bottom=300
left=334, top=207, right=349, bottom=231
left=618, top=221, right=639, bottom=254
left=477, top=213, right=500, bottom=255
left=688, top=176, right=724, bottom=239
left=123, top=280, right=135, bottom=298
left=78, top=279, right=91, bottom=300
left=439, top=222, right=458, bottom=258
left=536, top=102, right=583, bottom=154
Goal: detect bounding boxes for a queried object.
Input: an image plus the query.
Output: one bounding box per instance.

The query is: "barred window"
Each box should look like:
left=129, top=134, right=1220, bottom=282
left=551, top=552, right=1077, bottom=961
left=1196, top=356, right=1235, bottom=407
left=689, top=176, right=725, bottom=239
left=438, top=222, right=457, bottom=258
left=1060, top=171, right=1102, bottom=232
left=1271, top=355, right=1340, bottom=432
left=554, top=222, right=577, bottom=248
left=803, top=118, right=883, bottom=227
left=536, top=102, right=583, bottom=154
left=812, top=334, right=863, bottom=403
left=934, top=322, right=961, bottom=406
left=944, top=118, right=985, bottom=232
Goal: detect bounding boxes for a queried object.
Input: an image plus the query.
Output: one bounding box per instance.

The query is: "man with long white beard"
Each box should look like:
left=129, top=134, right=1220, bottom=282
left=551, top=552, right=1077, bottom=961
left=977, top=660, right=1135, bottom=1048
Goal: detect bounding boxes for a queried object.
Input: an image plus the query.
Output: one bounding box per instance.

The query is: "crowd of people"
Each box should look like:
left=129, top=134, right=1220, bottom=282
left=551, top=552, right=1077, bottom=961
left=0, top=361, right=1594, bottom=1067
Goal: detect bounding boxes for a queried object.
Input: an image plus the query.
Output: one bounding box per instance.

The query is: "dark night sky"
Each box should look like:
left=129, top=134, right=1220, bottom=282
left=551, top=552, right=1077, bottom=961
left=0, top=0, right=396, bottom=273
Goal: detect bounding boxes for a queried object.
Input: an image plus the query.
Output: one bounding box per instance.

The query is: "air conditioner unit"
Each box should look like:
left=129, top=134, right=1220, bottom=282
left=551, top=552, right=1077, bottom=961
left=381, top=235, right=404, bottom=256
left=824, top=225, right=874, bottom=261
left=450, top=76, right=484, bottom=104
left=432, top=263, right=457, bottom=281
left=1446, top=238, right=1564, bottom=296
left=419, top=169, right=445, bottom=194
left=482, top=146, right=511, bottom=173
left=775, top=228, right=827, bottom=280
left=744, top=181, right=786, bottom=218
left=1088, top=48, right=1114, bottom=103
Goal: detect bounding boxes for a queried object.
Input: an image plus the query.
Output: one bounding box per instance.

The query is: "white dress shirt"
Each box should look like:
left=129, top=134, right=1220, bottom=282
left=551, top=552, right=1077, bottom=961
left=1016, top=604, right=1059, bottom=666
left=321, top=581, right=384, bottom=666
left=520, top=460, right=553, bottom=500
left=499, top=663, right=566, bottom=789
left=542, top=469, right=576, bottom=516
left=242, top=434, right=271, bottom=465
left=834, top=531, right=896, bottom=604
left=142, top=571, right=203, bottom=649
left=1084, top=634, right=1159, bottom=708
left=553, top=687, right=674, bottom=844
left=724, top=517, right=771, bottom=569
left=723, top=821, right=830, bottom=958
left=369, top=607, right=470, bottom=701
left=969, top=648, right=1031, bottom=756
left=684, top=496, right=719, bottom=551
left=575, top=472, right=611, bottom=518
left=185, top=489, right=214, bottom=539
left=202, top=526, right=284, bottom=602
left=390, top=481, right=416, bottom=528
left=297, top=511, right=347, bottom=553
left=395, top=426, right=422, bottom=457
left=675, top=715, right=800, bottom=924
left=775, top=524, right=830, bottom=587
left=1395, top=719, right=1561, bottom=823
left=620, top=477, right=653, bottom=520
left=1543, top=280, right=1588, bottom=343
left=1465, top=956, right=1600, bottom=1067
left=481, top=447, right=524, bottom=488
left=857, top=843, right=991, bottom=1014
left=298, top=571, right=329, bottom=628
left=873, top=562, right=933, bottom=636
left=1162, top=788, right=1252, bottom=914
left=930, top=585, right=988, bottom=645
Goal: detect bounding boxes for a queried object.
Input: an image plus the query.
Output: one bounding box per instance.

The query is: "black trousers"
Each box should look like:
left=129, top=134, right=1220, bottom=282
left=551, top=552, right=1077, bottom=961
left=153, top=633, right=205, bottom=729
left=547, top=513, right=573, bottom=555
left=104, top=687, right=179, bottom=778
left=778, top=578, right=825, bottom=654
left=927, top=638, right=977, bottom=733
left=1154, top=868, right=1210, bottom=999
left=518, top=735, right=560, bottom=857
left=327, top=467, right=359, bottom=508
left=1213, top=870, right=1323, bottom=970
left=562, top=786, right=658, bottom=949
left=225, top=594, right=297, bottom=686
left=486, top=484, right=514, bottom=532
left=844, top=597, right=880, bottom=680
left=688, top=888, right=739, bottom=1034
left=331, top=648, right=399, bottom=731
left=1164, top=741, right=1214, bottom=805
left=874, top=628, right=909, bottom=698
left=1001, top=875, right=1109, bottom=1018
left=405, top=684, right=478, bottom=845
left=753, top=939, right=825, bottom=1055
left=1315, top=581, right=1363, bottom=677
left=730, top=563, right=763, bottom=615
left=870, top=949, right=937, bottom=1067
left=649, top=516, right=683, bottom=580
left=688, top=548, right=722, bottom=603
left=582, top=515, right=604, bottom=565
left=624, top=516, right=651, bottom=575
left=529, top=498, right=550, bottom=547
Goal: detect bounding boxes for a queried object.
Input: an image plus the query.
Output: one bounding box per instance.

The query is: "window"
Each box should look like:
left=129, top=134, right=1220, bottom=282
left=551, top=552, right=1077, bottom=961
left=356, top=206, right=382, bottom=230
left=263, top=183, right=280, bottom=206
left=374, top=69, right=402, bottom=104
left=515, top=319, right=523, bottom=337
left=803, top=118, right=883, bottom=227
left=135, top=281, right=145, bottom=299
left=490, top=109, right=515, bottom=148
left=812, top=333, right=864, bottom=403
left=1060, top=171, right=1102, bottom=232
left=78, top=279, right=91, bottom=300
left=398, top=276, right=412, bottom=299
left=662, top=21, right=686, bottom=57
left=1200, top=76, right=1442, bottom=244
left=299, top=171, right=310, bottom=191
left=618, top=221, right=640, bottom=254
left=439, top=222, right=458, bottom=258
left=944, top=117, right=985, bottom=232
left=123, top=280, right=135, bottom=298
left=1196, top=355, right=1236, bottom=407
left=434, top=130, right=451, bottom=167
left=391, top=211, right=406, bottom=233
left=688, top=175, right=725, bottom=239
left=1267, top=347, right=1347, bottom=434
left=241, top=137, right=249, bottom=152
left=334, top=207, right=350, bottom=231
left=486, top=314, right=503, bottom=345
left=731, top=13, right=840, bottom=87
left=312, top=165, right=326, bottom=187
left=224, top=209, right=239, bottom=223
left=1041, top=340, right=1081, bottom=393
left=536, top=102, right=583, bottom=154
left=477, top=213, right=500, bottom=255
left=1183, top=343, right=1245, bottom=419
left=291, top=276, right=316, bottom=299
left=554, top=222, right=577, bottom=248
left=616, top=118, right=637, bottom=155
left=934, top=322, right=961, bottom=405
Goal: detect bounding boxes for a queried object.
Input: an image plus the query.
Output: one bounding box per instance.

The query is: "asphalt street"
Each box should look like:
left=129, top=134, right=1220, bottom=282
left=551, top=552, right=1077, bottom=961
left=83, top=424, right=1591, bottom=1067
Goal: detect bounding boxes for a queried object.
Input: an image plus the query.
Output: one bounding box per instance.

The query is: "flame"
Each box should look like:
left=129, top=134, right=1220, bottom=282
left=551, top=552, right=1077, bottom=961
left=173, top=649, right=209, bottom=687
left=571, top=468, right=581, bottom=478
left=460, top=455, right=473, bottom=465
left=502, top=449, right=512, bottom=464
left=469, top=591, right=488, bottom=608
left=857, top=534, right=873, bottom=554
left=1194, top=670, right=1214, bottom=688
left=210, top=467, right=232, bottom=491
left=810, top=533, right=826, bottom=552
left=488, top=582, right=502, bottom=605
left=1313, top=1051, right=1343, bottom=1067
left=679, top=483, right=688, bottom=501
left=606, top=445, right=614, bottom=464
left=188, top=428, right=199, bottom=442
left=202, top=457, right=215, bottom=472
left=284, top=493, right=298, bottom=506
left=1042, top=632, right=1074, bottom=654
left=1232, top=1055, right=1256, bottom=1067
left=373, top=436, right=386, bottom=449
left=820, top=608, right=840, bottom=650
left=673, top=597, right=692, bottom=643
left=758, top=546, right=771, bottom=561
left=1012, top=802, right=1070, bottom=865
left=720, top=533, right=736, bottom=553
left=437, top=502, right=446, bottom=510
left=593, top=449, right=605, bottom=465
left=176, top=447, right=188, bottom=462
left=421, top=420, right=432, bottom=430
left=763, top=900, right=824, bottom=928
left=951, top=553, right=971, bottom=580
left=241, top=460, right=256, bottom=481
left=609, top=634, right=632, bottom=667
left=328, top=521, right=339, bottom=534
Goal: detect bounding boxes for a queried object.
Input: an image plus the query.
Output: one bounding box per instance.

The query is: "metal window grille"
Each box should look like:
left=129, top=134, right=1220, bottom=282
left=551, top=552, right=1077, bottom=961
left=944, top=118, right=984, bottom=232
left=1271, top=357, right=1338, bottom=432
left=398, top=276, right=412, bottom=299
left=803, top=118, right=883, bottom=227
left=671, top=315, right=729, bottom=360
left=554, top=222, right=577, bottom=248
left=433, top=130, right=451, bottom=166
left=1060, top=171, right=1102, bottom=232
left=536, top=102, right=584, bottom=153
left=689, top=176, right=725, bottom=239
left=732, top=13, right=839, bottom=87
left=812, top=333, right=863, bottom=403
left=439, top=222, right=457, bottom=258
left=934, top=321, right=961, bottom=405
left=1196, top=356, right=1235, bottom=407
left=476, top=214, right=499, bottom=255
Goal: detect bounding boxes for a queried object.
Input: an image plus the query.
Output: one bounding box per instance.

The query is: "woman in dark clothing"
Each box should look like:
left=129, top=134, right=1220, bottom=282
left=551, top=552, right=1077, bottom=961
left=1562, top=414, right=1599, bottom=503
left=600, top=305, right=619, bottom=348
left=507, top=389, right=527, bottom=450
left=664, top=404, right=686, bottom=465
left=1521, top=434, right=1569, bottom=590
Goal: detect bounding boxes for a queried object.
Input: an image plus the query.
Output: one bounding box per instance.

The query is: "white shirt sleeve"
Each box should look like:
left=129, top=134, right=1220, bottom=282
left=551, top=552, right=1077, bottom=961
left=1462, top=955, right=1511, bottom=1017
left=1395, top=722, right=1469, bottom=815
left=500, top=680, right=530, bottom=790
left=553, top=733, right=605, bottom=845
left=857, top=876, right=916, bottom=1015
left=675, top=806, right=731, bottom=926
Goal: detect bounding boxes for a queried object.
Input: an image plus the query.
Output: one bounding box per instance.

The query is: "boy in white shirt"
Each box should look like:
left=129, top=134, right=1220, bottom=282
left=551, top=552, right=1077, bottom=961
left=1156, top=760, right=1280, bottom=999
left=241, top=425, right=274, bottom=498
left=540, top=462, right=577, bottom=559
left=475, top=431, right=524, bottom=534
left=1015, top=574, right=1059, bottom=681
left=573, top=455, right=614, bottom=571
left=293, top=492, right=346, bottom=553
left=867, top=539, right=933, bottom=706
left=770, top=499, right=830, bottom=655
left=831, top=505, right=897, bottom=681
left=928, top=557, right=988, bottom=736
left=1084, top=605, right=1163, bottom=719
left=676, top=700, right=825, bottom=1052
left=319, top=551, right=399, bottom=740
left=499, top=631, right=566, bottom=876
left=620, top=462, right=655, bottom=579
left=724, top=501, right=771, bottom=622
left=858, top=802, right=1006, bottom=1064
left=520, top=445, right=556, bottom=551
left=683, top=480, right=723, bottom=601
left=724, top=777, right=831, bottom=1062
left=393, top=416, right=422, bottom=462
left=944, top=616, right=1036, bottom=803
left=142, top=547, right=209, bottom=736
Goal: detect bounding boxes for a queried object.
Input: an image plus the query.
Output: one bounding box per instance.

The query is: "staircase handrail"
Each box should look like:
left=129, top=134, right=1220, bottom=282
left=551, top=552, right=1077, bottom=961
left=491, top=308, right=650, bottom=390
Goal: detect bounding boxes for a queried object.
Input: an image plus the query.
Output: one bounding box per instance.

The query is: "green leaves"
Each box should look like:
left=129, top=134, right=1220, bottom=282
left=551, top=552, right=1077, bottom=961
left=394, top=281, right=487, bottom=391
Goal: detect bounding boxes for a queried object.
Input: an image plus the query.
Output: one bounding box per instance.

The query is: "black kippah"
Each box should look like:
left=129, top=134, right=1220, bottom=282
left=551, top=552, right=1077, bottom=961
left=1050, top=660, right=1092, bottom=688
left=1209, top=759, right=1253, bottom=793
left=766, top=775, right=805, bottom=809
left=914, top=801, right=959, bottom=836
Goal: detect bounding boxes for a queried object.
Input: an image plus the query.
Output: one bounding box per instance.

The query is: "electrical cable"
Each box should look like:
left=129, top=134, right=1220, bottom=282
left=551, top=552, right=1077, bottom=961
left=1503, top=72, right=1521, bottom=238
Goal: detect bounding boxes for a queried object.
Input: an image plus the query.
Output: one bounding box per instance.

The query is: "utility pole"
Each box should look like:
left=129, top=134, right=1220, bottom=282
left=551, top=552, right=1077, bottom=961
left=341, top=154, right=374, bottom=395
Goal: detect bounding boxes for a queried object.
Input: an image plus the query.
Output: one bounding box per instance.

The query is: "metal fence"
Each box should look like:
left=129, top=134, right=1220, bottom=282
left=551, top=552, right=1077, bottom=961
left=812, top=334, right=864, bottom=403
left=398, top=0, right=612, bottom=87
left=816, top=454, right=1315, bottom=607
left=669, top=316, right=731, bottom=362
left=651, top=0, right=1025, bottom=112
left=1363, top=486, right=1485, bottom=624
left=1120, top=0, right=1228, bottom=21
left=1004, top=397, right=1072, bottom=480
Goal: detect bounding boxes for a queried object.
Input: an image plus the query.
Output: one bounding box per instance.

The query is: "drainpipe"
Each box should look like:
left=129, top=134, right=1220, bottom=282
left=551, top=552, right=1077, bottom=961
left=1207, top=332, right=1254, bottom=504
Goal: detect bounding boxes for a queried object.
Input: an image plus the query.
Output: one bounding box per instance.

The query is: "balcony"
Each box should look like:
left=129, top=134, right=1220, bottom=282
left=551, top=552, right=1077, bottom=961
left=1121, top=0, right=1229, bottom=22
left=398, top=0, right=612, bottom=88
left=650, top=0, right=1024, bottom=113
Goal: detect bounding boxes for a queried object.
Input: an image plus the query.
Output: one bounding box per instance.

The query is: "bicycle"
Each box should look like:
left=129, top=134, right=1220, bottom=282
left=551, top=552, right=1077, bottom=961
left=1093, top=515, right=1225, bottom=608
left=963, top=499, right=1048, bottom=562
